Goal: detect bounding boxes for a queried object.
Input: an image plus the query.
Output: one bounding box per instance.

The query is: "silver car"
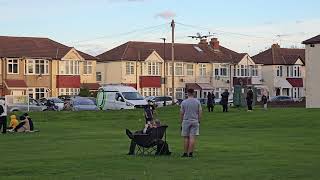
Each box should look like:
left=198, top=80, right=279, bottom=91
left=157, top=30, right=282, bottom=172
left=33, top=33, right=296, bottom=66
left=8, top=98, right=47, bottom=112
left=70, top=97, right=99, bottom=111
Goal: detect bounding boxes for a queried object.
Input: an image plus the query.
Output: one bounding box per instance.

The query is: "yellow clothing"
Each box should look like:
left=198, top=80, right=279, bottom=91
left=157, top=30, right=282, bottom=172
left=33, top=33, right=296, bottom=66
left=9, top=115, right=19, bottom=128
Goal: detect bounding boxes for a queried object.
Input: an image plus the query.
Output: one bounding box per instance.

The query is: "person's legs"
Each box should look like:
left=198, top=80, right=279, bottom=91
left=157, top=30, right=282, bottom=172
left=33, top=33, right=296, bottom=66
left=0, top=116, right=6, bottom=134
left=210, top=105, right=214, bottom=112
left=128, top=140, right=136, bottom=155
left=188, top=136, right=196, bottom=155
left=181, top=121, right=190, bottom=157
left=207, top=106, right=210, bottom=112
left=14, top=122, right=25, bottom=132
left=182, top=136, right=189, bottom=156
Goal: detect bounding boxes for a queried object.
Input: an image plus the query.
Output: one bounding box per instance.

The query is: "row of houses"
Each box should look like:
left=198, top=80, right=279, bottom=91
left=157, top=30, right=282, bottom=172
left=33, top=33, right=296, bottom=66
left=1, top=35, right=318, bottom=108
left=96, top=38, right=305, bottom=101
left=0, top=36, right=99, bottom=99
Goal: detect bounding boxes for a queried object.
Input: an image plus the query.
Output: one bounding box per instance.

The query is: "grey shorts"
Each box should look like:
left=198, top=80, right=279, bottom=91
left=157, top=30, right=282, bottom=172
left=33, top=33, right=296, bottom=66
left=181, top=120, right=200, bottom=137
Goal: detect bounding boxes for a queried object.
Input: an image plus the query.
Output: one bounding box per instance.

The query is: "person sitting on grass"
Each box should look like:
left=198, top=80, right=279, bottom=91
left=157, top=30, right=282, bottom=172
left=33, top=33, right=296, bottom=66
left=7, top=115, right=19, bottom=130
left=11, top=113, right=36, bottom=133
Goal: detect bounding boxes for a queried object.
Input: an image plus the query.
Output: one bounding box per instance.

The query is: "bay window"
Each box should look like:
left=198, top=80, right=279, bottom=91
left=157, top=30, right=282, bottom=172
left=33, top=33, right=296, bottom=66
left=59, top=88, right=80, bottom=96
left=286, top=65, right=302, bottom=78
left=234, top=65, right=249, bottom=77
left=7, top=59, right=19, bottom=74
left=147, top=62, right=161, bottom=76
left=60, top=61, right=80, bottom=75
left=142, top=88, right=160, bottom=97
left=28, top=88, right=47, bottom=99
left=84, top=61, right=93, bottom=75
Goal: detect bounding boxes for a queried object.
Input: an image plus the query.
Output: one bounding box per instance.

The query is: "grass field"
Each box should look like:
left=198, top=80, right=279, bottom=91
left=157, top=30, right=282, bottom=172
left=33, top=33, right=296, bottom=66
left=0, top=106, right=319, bottom=180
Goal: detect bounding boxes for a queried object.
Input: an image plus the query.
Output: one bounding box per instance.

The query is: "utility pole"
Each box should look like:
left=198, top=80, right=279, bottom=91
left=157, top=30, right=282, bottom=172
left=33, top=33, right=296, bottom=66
left=160, top=38, right=166, bottom=96
left=171, top=20, right=175, bottom=104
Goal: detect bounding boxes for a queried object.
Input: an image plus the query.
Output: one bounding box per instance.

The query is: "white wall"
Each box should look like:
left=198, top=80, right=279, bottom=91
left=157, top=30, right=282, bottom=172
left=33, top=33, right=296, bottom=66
left=305, top=44, right=320, bottom=108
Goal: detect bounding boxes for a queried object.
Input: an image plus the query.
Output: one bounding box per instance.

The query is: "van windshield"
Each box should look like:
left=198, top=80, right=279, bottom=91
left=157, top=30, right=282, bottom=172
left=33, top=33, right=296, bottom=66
left=122, top=92, right=144, bottom=100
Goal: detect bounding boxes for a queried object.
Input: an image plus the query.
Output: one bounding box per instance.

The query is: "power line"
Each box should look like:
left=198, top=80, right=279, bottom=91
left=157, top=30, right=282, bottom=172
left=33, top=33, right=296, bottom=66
left=70, top=23, right=170, bottom=44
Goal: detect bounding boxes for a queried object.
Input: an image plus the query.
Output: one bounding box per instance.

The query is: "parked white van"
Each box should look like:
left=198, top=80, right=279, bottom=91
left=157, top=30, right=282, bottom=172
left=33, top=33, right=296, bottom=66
left=96, top=85, right=147, bottom=110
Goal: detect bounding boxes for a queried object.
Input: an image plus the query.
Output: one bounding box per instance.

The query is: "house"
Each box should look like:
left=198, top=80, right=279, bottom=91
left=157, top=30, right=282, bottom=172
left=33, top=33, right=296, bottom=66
left=252, top=44, right=305, bottom=100
left=0, top=36, right=99, bottom=99
left=303, top=35, right=320, bottom=108
left=96, top=38, right=263, bottom=99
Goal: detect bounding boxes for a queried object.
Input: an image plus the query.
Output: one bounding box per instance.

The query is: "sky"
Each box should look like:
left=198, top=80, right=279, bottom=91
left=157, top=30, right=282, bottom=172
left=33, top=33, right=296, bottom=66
left=0, top=0, right=319, bottom=56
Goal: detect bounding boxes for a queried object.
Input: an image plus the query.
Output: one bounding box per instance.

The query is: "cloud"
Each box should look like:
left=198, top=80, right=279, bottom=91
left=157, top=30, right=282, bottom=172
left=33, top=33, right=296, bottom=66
left=155, top=10, right=176, bottom=20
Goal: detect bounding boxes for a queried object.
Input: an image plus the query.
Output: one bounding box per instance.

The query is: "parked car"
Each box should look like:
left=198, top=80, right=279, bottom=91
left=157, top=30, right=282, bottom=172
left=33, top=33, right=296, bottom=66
left=145, top=96, right=176, bottom=107
left=97, top=85, right=147, bottom=110
left=46, top=97, right=65, bottom=111
left=270, top=96, right=294, bottom=102
left=8, top=98, right=47, bottom=112
left=70, top=97, right=99, bottom=111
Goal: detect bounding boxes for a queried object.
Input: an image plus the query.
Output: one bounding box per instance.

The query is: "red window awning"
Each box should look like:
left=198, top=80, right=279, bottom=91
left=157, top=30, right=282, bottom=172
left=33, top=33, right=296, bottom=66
left=286, top=78, right=303, bottom=87
left=5, top=80, right=27, bottom=88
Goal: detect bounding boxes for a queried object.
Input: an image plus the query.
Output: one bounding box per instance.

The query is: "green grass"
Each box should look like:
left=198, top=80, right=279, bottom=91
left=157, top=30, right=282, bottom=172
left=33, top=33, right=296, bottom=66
left=0, top=106, right=320, bottom=180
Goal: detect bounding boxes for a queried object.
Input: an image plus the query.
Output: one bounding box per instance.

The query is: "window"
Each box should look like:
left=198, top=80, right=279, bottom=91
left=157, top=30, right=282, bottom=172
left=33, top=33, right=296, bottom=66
left=199, top=64, right=207, bottom=77
left=286, top=66, right=301, bottom=78
left=175, top=63, right=184, bottom=76
left=186, top=64, right=194, bottom=76
left=142, top=88, right=160, bottom=97
left=125, top=62, right=135, bottom=75
left=84, top=61, right=93, bottom=75
left=234, top=65, right=249, bottom=77
left=251, top=65, right=258, bottom=77
left=28, top=89, right=34, bottom=98
left=60, top=61, right=80, bottom=75
left=59, top=88, right=80, bottom=96
left=214, top=64, right=228, bottom=77
left=26, top=59, right=49, bottom=75
left=175, top=88, right=184, bottom=99
left=7, top=59, right=19, bottom=74
left=147, top=62, right=160, bottom=76
left=276, top=66, right=283, bottom=77
left=35, top=88, right=46, bottom=100
left=96, top=72, right=102, bottom=82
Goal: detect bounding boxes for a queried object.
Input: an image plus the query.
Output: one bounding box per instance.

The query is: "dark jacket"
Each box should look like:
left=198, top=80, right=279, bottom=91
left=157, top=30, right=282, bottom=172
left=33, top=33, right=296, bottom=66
left=261, top=95, right=268, bottom=104
left=246, top=90, right=254, bottom=102
left=207, top=94, right=213, bottom=106
left=221, top=92, right=229, bottom=105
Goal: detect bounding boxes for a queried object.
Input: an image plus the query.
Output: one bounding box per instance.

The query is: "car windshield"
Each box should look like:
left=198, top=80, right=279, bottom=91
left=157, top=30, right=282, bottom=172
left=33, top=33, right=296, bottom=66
left=122, top=92, right=144, bottom=100
left=74, top=99, right=95, bottom=105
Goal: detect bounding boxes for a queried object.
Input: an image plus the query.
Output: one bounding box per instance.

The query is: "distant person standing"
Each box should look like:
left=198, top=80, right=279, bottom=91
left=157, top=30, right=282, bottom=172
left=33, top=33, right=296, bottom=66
left=144, top=100, right=155, bottom=124
left=261, top=94, right=268, bottom=110
left=246, top=87, right=254, bottom=112
left=0, top=99, right=7, bottom=134
left=180, top=89, right=202, bottom=157
left=221, top=89, right=230, bottom=112
left=207, top=92, right=214, bottom=112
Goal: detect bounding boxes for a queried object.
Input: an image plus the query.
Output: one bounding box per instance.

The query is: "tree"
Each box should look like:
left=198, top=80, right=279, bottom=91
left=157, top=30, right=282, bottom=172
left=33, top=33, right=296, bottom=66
left=79, top=87, right=90, bottom=97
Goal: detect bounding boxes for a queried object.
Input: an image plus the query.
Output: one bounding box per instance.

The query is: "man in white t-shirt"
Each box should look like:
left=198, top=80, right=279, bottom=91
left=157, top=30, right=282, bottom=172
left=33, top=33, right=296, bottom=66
left=180, top=89, right=202, bottom=157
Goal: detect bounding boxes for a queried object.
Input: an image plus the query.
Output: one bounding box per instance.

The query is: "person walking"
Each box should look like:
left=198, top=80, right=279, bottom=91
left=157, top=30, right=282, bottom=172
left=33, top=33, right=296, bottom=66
left=221, top=89, right=230, bottom=112
left=180, top=89, right=202, bottom=157
left=207, top=92, right=214, bottom=112
left=261, top=94, right=268, bottom=111
left=0, top=99, right=7, bottom=134
left=246, top=87, right=254, bottom=112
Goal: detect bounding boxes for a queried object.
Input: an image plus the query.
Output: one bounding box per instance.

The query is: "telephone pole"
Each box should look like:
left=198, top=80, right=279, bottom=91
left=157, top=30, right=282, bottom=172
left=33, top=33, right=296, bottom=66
left=160, top=38, right=166, bottom=96
left=171, top=20, right=175, bottom=104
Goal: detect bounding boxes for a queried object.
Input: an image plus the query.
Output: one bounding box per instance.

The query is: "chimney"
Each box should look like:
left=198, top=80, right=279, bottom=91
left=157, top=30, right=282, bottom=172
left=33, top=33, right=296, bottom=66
left=199, top=39, right=207, bottom=45
left=272, top=43, right=280, bottom=49
left=210, top=38, right=219, bottom=50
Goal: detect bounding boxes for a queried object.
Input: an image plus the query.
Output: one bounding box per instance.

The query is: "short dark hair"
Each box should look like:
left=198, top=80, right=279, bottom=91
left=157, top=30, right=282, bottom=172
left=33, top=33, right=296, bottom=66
left=187, top=88, right=194, bottom=95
